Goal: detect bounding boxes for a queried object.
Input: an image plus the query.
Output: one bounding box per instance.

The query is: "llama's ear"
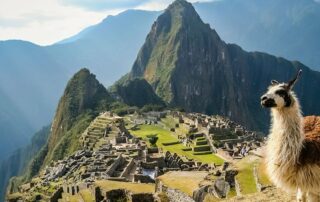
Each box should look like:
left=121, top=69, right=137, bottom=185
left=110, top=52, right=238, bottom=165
left=287, top=69, right=302, bottom=90
left=271, top=80, right=279, bottom=85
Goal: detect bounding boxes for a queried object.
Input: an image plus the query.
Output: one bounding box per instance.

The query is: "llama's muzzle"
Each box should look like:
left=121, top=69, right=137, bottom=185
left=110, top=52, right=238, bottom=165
left=261, top=95, right=276, bottom=108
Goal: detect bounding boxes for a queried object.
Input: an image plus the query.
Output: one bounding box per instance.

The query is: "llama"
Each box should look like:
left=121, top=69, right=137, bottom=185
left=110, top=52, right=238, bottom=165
left=261, top=69, right=320, bottom=202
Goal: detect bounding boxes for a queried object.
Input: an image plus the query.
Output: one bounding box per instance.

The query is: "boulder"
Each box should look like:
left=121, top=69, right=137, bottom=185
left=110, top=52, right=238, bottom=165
left=210, top=178, right=230, bottom=199
left=193, top=185, right=210, bottom=202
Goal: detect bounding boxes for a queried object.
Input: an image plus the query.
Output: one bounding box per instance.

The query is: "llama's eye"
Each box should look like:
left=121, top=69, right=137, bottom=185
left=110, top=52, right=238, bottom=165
left=275, top=90, right=287, bottom=97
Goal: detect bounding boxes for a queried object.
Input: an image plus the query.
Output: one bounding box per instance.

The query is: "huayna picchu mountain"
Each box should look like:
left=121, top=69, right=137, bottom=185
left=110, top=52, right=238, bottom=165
left=116, top=0, right=320, bottom=131
left=46, top=68, right=115, bottom=164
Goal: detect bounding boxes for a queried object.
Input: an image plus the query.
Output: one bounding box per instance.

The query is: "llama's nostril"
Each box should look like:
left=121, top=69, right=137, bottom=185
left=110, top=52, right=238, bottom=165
left=261, top=96, right=267, bottom=101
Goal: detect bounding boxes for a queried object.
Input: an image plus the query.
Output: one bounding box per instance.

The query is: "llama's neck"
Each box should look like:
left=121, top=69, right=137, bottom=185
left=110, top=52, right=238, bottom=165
left=268, top=100, right=304, bottom=167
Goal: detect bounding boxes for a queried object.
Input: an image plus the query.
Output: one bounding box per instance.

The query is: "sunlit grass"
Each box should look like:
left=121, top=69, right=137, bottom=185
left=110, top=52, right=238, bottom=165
left=79, top=189, right=94, bottom=202
left=95, top=180, right=155, bottom=193
left=158, top=171, right=208, bottom=196
left=235, top=156, right=258, bottom=194
left=130, top=124, right=223, bottom=165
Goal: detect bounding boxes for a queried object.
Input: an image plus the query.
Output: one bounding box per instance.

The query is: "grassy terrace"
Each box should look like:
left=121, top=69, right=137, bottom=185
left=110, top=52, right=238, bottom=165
left=257, top=159, right=272, bottom=186
left=95, top=180, right=155, bottom=193
left=235, top=159, right=257, bottom=195
left=158, top=171, right=208, bottom=196
left=129, top=124, right=223, bottom=165
left=234, top=155, right=271, bottom=195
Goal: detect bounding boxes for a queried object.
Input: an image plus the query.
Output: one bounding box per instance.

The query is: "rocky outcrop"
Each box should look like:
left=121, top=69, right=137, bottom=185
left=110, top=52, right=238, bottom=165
left=193, top=178, right=230, bottom=201
left=211, top=178, right=230, bottom=198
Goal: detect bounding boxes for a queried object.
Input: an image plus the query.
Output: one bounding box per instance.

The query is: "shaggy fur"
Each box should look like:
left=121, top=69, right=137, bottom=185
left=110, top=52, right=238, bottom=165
left=262, top=74, right=320, bottom=202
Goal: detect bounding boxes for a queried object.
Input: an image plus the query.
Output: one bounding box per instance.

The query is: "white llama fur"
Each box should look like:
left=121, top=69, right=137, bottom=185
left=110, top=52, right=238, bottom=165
left=263, top=78, right=320, bottom=201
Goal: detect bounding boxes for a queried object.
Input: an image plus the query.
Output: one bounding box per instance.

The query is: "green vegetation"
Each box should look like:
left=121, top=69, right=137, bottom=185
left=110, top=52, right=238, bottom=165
left=45, top=68, right=114, bottom=165
left=111, top=78, right=165, bottom=108
left=130, top=124, right=223, bottom=165
left=47, top=112, right=95, bottom=163
left=257, top=161, right=272, bottom=186
left=147, top=135, right=159, bottom=146
left=95, top=180, right=155, bottom=193
left=4, top=126, right=51, bottom=196
left=235, top=157, right=258, bottom=194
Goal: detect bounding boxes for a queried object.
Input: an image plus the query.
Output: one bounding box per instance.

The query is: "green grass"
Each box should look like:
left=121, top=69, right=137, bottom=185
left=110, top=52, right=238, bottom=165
left=130, top=125, right=177, bottom=144
left=95, top=180, right=155, bottom=193
left=257, top=160, right=272, bottom=186
left=235, top=157, right=258, bottom=194
left=130, top=124, right=223, bottom=165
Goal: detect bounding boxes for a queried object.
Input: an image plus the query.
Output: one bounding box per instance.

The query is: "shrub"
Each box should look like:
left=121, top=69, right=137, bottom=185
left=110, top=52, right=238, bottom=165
left=148, top=136, right=159, bottom=146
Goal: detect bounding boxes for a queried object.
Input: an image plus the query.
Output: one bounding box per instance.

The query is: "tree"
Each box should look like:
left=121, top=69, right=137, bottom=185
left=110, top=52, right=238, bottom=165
left=147, top=134, right=159, bottom=146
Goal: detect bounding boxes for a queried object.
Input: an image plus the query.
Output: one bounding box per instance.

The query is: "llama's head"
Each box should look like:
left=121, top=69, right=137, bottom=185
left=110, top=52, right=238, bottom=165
left=261, top=69, right=302, bottom=109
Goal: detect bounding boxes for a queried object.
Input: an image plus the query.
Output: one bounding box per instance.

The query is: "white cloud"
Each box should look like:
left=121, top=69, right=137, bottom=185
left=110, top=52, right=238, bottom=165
left=0, top=0, right=212, bottom=45
left=0, top=0, right=121, bottom=45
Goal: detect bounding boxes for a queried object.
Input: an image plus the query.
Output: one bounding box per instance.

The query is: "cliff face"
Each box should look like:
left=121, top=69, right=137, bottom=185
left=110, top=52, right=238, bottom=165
left=124, top=0, right=320, bottom=131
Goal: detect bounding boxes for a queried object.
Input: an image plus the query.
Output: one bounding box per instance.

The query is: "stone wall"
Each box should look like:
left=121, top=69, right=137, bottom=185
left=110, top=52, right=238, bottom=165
left=131, top=193, right=155, bottom=202
left=235, top=178, right=241, bottom=196
left=50, top=187, right=63, bottom=202
left=94, top=186, right=155, bottom=202
left=156, top=180, right=194, bottom=202
left=106, top=155, right=124, bottom=176
left=253, top=166, right=262, bottom=192
left=133, top=174, right=155, bottom=183
left=120, top=158, right=135, bottom=178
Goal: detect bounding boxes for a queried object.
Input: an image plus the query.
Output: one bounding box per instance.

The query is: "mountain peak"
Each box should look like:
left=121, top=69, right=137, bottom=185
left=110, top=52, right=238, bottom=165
left=130, top=0, right=222, bottom=85
left=167, top=0, right=194, bottom=11
left=165, top=0, right=202, bottom=24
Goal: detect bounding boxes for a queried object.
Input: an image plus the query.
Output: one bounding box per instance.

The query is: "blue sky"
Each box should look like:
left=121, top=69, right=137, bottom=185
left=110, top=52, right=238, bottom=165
left=0, top=0, right=210, bottom=45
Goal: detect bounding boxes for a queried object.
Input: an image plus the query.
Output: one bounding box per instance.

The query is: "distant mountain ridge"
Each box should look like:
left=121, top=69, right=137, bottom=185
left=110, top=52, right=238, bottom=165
left=116, top=0, right=320, bottom=131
